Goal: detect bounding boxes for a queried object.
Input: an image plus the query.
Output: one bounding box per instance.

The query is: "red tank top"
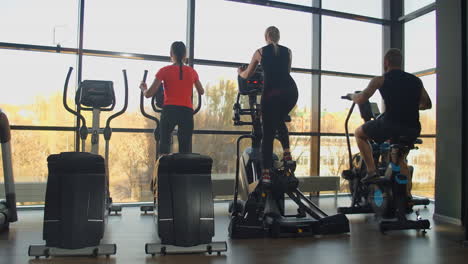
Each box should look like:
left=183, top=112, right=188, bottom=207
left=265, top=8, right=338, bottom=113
left=155, top=65, right=199, bottom=109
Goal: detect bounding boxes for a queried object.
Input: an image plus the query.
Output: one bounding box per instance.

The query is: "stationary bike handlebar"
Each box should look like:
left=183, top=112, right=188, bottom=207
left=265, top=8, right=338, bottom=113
left=342, top=94, right=356, bottom=170
left=105, top=69, right=129, bottom=129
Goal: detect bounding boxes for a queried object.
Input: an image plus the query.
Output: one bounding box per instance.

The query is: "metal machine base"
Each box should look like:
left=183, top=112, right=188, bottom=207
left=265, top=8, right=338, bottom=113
left=108, top=205, right=122, bottom=215
left=28, top=244, right=117, bottom=258
left=140, top=205, right=155, bottom=214
left=337, top=205, right=374, bottom=215
left=410, top=197, right=430, bottom=208
left=380, top=219, right=430, bottom=233
left=145, top=241, right=227, bottom=256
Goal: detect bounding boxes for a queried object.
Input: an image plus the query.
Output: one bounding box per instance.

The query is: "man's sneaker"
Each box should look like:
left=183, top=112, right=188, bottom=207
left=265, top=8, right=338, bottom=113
left=361, top=172, right=379, bottom=183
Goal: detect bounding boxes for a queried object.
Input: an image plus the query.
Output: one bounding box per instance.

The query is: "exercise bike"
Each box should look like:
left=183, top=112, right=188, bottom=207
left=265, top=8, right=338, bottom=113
left=337, top=94, right=430, bottom=233
left=139, top=70, right=227, bottom=256
left=229, top=66, right=350, bottom=238
left=0, top=109, right=17, bottom=233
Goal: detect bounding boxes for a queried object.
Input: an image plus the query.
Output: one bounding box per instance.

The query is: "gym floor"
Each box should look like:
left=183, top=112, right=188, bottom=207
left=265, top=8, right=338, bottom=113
left=0, top=197, right=466, bottom=264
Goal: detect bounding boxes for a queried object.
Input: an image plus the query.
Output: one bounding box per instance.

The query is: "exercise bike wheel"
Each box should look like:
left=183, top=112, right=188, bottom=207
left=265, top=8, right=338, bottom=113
left=367, top=184, right=391, bottom=217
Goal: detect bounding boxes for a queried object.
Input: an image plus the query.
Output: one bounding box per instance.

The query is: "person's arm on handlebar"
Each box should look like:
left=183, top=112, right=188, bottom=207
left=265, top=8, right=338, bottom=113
left=194, top=80, right=205, bottom=95
left=347, top=76, right=383, bottom=104
left=238, top=49, right=261, bottom=79
left=140, top=78, right=162, bottom=98
left=419, top=85, right=432, bottom=110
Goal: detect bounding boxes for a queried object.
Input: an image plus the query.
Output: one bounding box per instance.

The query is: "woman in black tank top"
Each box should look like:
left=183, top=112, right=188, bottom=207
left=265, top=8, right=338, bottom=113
left=238, top=26, right=298, bottom=185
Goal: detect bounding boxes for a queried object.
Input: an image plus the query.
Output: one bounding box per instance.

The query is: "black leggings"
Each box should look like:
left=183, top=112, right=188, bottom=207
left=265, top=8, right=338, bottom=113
left=159, top=105, right=194, bottom=154
left=261, top=90, right=298, bottom=169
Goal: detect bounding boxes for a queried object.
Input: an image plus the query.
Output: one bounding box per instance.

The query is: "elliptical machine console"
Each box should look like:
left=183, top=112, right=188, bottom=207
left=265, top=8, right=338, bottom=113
left=229, top=66, right=350, bottom=239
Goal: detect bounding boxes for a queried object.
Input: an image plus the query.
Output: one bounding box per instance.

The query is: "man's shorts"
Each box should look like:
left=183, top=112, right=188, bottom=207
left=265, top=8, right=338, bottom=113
left=362, top=118, right=421, bottom=144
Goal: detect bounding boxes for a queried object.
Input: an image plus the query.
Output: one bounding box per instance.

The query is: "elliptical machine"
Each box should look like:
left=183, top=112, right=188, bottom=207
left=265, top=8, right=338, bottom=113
left=139, top=70, right=227, bottom=256
left=0, top=109, right=17, bottom=232
left=138, top=70, right=202, bottom=214
left=338, top=94, right=430, bottom=233
left=229, top=66, right=350, bottom=238
left=28, top=67, right=128, bottom=258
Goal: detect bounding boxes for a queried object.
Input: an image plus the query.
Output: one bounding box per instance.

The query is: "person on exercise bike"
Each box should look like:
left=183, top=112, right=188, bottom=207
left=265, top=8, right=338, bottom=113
left=140, top=41, right=205, bottom=154
left=346, top=48, right=432, bottom=190
left=238, top=26, right=298, bottom=185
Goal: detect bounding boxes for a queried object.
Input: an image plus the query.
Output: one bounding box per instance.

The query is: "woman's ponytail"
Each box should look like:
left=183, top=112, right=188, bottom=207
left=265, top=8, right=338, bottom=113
left=170, top=41, right=187, bottom=80
left=265, top=26, right=280, bottom=56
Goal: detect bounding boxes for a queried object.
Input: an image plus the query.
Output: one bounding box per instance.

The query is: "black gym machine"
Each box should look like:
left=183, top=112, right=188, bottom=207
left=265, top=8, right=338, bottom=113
left=338, top=94, right=430, bottom=233
left=139, top=70, right=227, bottom=256
left=229, top=66, right=350, bottom=238
left=29, top=67, right=128, bottom=258
left=0, top=109, right=17, bottom=233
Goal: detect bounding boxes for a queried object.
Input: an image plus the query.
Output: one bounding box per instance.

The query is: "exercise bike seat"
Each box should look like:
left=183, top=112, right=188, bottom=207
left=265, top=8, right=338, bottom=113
left=390, top=136, right=422, bottom=149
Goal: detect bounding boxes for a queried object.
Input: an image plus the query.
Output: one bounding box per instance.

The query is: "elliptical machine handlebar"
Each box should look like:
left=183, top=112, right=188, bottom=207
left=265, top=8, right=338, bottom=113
left=140, top=70, right=160, bottom=125
left=63, top=67, right=88, bottom=141
left=105, top=70, right=129, bottom=129
left=140, top=71, right=161, bottom=151
left=193, top=91, right=202, bottom=115
left=103, top=69, right=129, bottom=140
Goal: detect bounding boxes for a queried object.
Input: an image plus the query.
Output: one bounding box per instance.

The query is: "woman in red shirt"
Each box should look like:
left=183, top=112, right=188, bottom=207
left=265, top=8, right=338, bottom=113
left=140, top=41, right=204, bottom=154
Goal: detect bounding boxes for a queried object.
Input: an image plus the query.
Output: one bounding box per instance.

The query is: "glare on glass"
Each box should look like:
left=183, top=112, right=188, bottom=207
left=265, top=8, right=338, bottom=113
left=195, top=0, right=312, bottom=68
left=0, top=0, right=78, bottom=47
left=404, top=11, right=436, bottom=73
left=84, top=0, right=187, bottom=55
left=322, top=16, right=383, bottom=75
left=322, top=0, right=383, bottom=18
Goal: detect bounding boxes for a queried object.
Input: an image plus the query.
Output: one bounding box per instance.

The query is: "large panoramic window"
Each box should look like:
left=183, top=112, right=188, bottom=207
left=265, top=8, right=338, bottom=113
left=419, top=74, right=436, bottom=135
left=193, top=65, right=313, bottom=132
left=84, top=0, right=187, bottom=55
left=0, top=0, right=78, bottom=47
left=7, top=131, right=75, bottom=184
left=322, top=16, right=383, bottom=75
left=81, top=55, right=167, bottom=128
left=0, top=49, right=77, bottom=126
left=404, top=11, right=436, bottom=73
left=195, top=0, right=313, bottom=68
left=320, top=75, right=381, bottom=134
left=404, top=0, right=434, bottom=15
left=322, top=0, right=383, bottom=18
left=192, top=65, right=241, bottom=131
left=106, top=132, right=156, bottom=203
